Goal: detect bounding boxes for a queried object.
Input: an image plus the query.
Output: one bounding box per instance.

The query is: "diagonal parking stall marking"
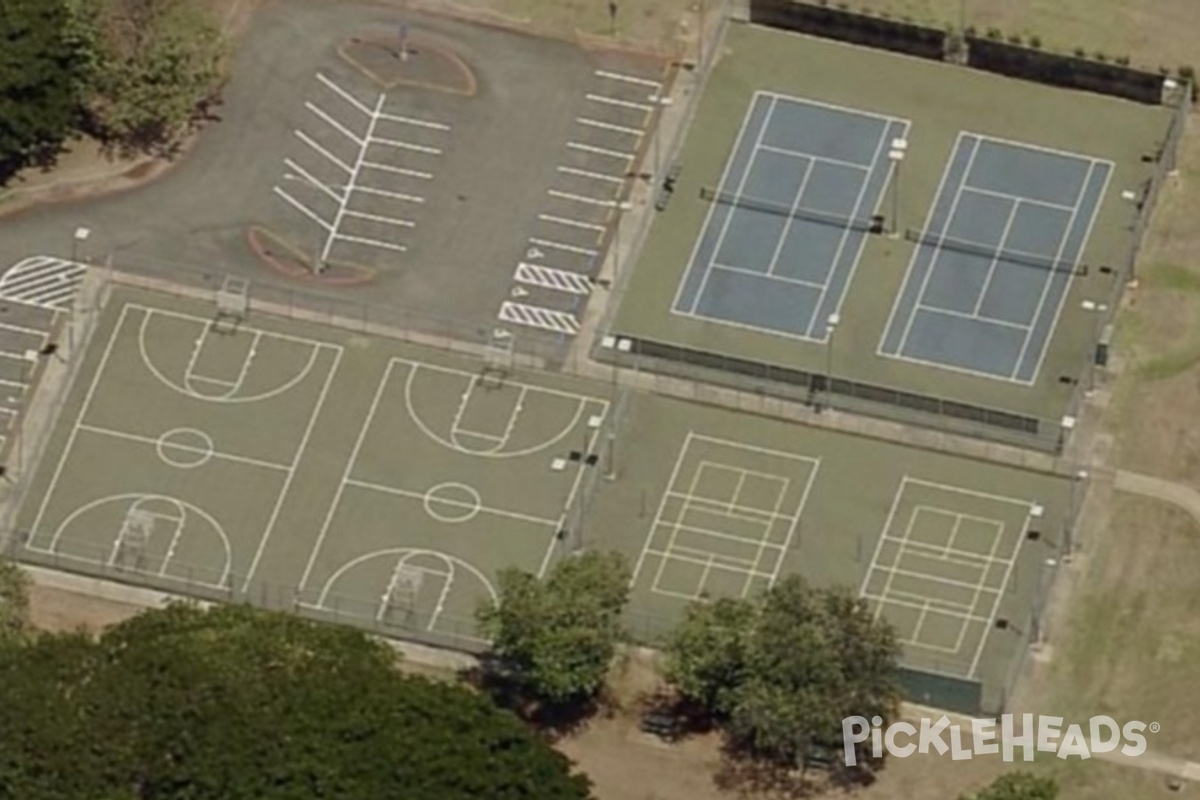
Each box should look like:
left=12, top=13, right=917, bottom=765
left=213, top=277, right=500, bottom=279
left=372, top=137, right=442, bottom=155
left=295, top=130, right=353, bottom=174
left=586, top=93, right=653, bottom=112
left=283, top=157, right=345, bottom=203
left=306, top=101, right=364, bottom=146
left=498, top=302, right=580, bottom=335
left=362, top=162, right=432, bottom=180
left=514, top=262, right=593, bottom=295
left=557, top=166, right=624, bottom=185
left=317, top=72, right=372, bottom=116
left=320, top=93, right=387, bottom=262
left=274, top=187, right=333, bottom=231
left=576, top=118, right=644, bottom=136
left=594, top=69, right=662, bottom=89
left=376, top=111, right=451, bottom=131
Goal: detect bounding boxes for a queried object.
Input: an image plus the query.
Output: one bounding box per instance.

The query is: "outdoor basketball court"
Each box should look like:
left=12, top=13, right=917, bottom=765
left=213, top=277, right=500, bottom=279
left=672, top=91, right=908, bottom=340
left=15, top=287, right=611, bottom=646
left=878, top=132, right=1112, bottom=383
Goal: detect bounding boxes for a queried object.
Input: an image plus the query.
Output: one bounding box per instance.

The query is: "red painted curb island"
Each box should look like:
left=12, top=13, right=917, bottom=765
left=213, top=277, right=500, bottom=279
left=247, top=226, right=378, bottom=287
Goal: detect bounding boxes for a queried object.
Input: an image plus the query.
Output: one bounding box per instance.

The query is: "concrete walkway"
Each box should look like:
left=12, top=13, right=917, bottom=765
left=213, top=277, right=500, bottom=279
left=1114, top=469, right=1200, bottom=529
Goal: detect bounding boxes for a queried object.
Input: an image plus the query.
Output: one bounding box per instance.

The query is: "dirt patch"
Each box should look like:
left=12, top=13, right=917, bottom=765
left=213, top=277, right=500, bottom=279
left=27, top=583, right=145, bottom=634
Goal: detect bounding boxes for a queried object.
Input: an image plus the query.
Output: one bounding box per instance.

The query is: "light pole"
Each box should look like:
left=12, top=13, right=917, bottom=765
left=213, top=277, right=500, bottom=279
left=71, top=227, right=90, bottom=263
left=646, top=94, right=674, bottom=185
left=824, top=312, right=840, bottom=407
left=888, top=139, right=907, bottom=236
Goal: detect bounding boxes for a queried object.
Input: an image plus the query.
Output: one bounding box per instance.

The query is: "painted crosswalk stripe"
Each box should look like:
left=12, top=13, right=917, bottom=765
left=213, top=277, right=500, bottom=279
left=498, top=302, right=580, bottom=335
left=0, top=257, right=87, bottom=310
left=514, top=262, right=592, bottom=295
left=594, top=70, right=661, bottom=88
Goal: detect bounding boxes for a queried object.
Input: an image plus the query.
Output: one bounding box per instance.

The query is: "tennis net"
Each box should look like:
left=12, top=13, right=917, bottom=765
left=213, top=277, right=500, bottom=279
left=904, top=229, right=1086, bottom=275
left=699, top=187, right=882, bottom=234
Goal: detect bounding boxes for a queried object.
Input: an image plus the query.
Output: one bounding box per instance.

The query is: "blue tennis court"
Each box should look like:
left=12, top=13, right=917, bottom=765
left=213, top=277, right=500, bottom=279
left=672, top=92, right=909, bottom=341
left=878, top=133, right=1112, bottom=383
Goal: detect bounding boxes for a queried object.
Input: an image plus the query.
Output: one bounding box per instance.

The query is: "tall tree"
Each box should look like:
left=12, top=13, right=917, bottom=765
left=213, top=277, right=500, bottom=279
left=478, top=551, right=631, bottom=708
left=666, top=575, right=901, bottom=769
left=961, top=772, right=1058, bottom=800
left=0, top=560, right=31, bottom=644
left=81, top=0, right=226, bottom=151
left=0, top=0, right=88, bottom=177
left=0, top=603, right=593, bottom=800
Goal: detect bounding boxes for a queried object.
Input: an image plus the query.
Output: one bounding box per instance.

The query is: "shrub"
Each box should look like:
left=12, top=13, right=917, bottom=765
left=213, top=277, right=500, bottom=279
left=1028, top=34, right=1042, bottom=49
left=985, top=27, right=1002, bottom=40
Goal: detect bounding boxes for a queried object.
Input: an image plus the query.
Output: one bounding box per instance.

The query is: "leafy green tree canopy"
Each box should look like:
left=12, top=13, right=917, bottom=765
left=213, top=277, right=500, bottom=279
left=0, top=603, right=593, bottom=800
left=0, top=0, right=88, bottom=174
left=666, top=575, right=901, bottom=768
left=961, top=772, right=1058, bottom=800
left=0, top=561, right=31, bottom=644
left=478, top=550, right=631, bottom=707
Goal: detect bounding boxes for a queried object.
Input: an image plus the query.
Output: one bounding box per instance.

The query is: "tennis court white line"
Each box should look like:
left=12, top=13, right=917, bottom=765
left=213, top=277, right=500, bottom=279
left=894, top=136, right=985, bottom=355
left=962, top=184, right=1076, bottom=213
left=974, top=131, right=1117, bottom=164
left=294, top=130, right=352, bottom=174
left=873, top=561, right=1000, bottom=596
left=887, top=536, right=1010, bottom=569
left=866, top=592, right=994, bottom=625
left=650, top=454, right=714, bottom=594
left=690, top=432, right=823, bottom=467
left=662, top=520, right=782, bottom=550
left=760, top=89, right=904, bottom=126
left=885, top=586, right=977, bottom=615
left=567, top=141, right=634, bottom=160
left=763, top=156, right=817, bottom=279
left=576, top=117, right=644, bottom=136
left=594, top=69, right=661, bottom=88
left=528, top=237, right=598, bottom=257
left=538, top=214, right=606, bottom=232
left=241, top=348, right=343, bottom=592
left=968, top=510, right=1033, bottom=677
left=548, top=189, right=621, bottom=207
left=691, top=96, right=780, bottom=313
left=663, top=544, right=758, bottom=569
left=915, top=304, right=1030, bottom=332
left=757, top=144, right=871, bottom=173
left=361, top=161, right=432, bottom=180
left=344, top=210, right=415, bottom=228
left=876, top=130, right=968, bottom=359
left=585, top=93, right=652, bottom=112
left=1011, top=158, right=1096, bottom=380
left=670, top=493, right=786, bottom=523
left=903, top=475, right=1036, bottom=509
left=972, top=202, right=1021, bottom=316
left=709, top=262, right=826, bottom=290
left=557, top=166, right=624, bottom=184
left=335, top=234, right=407, bottom=253
left=1025, top=159, right=1112, bottom=384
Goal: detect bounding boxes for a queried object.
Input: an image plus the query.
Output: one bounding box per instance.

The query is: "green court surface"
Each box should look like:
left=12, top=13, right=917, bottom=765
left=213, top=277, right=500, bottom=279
left=613, top=22, right=1172, bottom=429
left=14, top=286, right=1071, bottom=707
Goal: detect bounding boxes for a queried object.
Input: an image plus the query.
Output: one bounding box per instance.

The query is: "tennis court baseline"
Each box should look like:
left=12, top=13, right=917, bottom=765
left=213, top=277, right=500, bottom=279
left=672, top=91, right=909, bottom=341
left=878, top=133, right=1112, bottom=383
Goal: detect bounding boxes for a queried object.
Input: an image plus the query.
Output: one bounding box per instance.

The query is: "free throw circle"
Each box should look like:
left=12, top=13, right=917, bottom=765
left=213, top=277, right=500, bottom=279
left=422, top=482, right=482, bottom=523
left=156, top=428, right=215, bottom=469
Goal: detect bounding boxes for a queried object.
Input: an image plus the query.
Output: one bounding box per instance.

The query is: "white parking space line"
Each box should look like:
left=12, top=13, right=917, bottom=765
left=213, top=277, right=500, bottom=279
left=283, top=158, right=344, bottom=203
left=576, top=117, right=644, bottom=136
left=373, top=137, right=442, bottom=155
left=345, top=210, right=415, bottom=228
left=557, top=166, right=624, bottom=184
left=514, top=262, right=593, bottom=295
left=355, top=186, right=424, bottom=203
left=529, top=237, right=598, bottom=257
left=321, top=93, right=386, bottom=262
left=548, top=189, right=620, bottom=207
left=568, top=142, right=634, bottom=160
left=586, top=93, right=653, bottom=112
left=317, top=72, right=372, bottom=116
left=594, top=69, right=661, bottom=88
left=336, top=234, right=407, bottom=252
left=498, top=302, right=581, bottom=335
left=363, top=161, right=432, bottom=180
left=376, top=111, right=450, bottom=131
left=538, top=214, right=606, bottom=232
left=295, top=130, right=352, bottom=174
left=274, top=187, right=333, bottom=231
left=306, top=101, right=363, bottom=145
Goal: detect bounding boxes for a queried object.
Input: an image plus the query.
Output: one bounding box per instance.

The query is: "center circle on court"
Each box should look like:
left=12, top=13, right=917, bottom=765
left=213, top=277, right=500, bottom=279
left=423, top=482, right=482, bottom=523
left=155, top=428, right=215, bottom=469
